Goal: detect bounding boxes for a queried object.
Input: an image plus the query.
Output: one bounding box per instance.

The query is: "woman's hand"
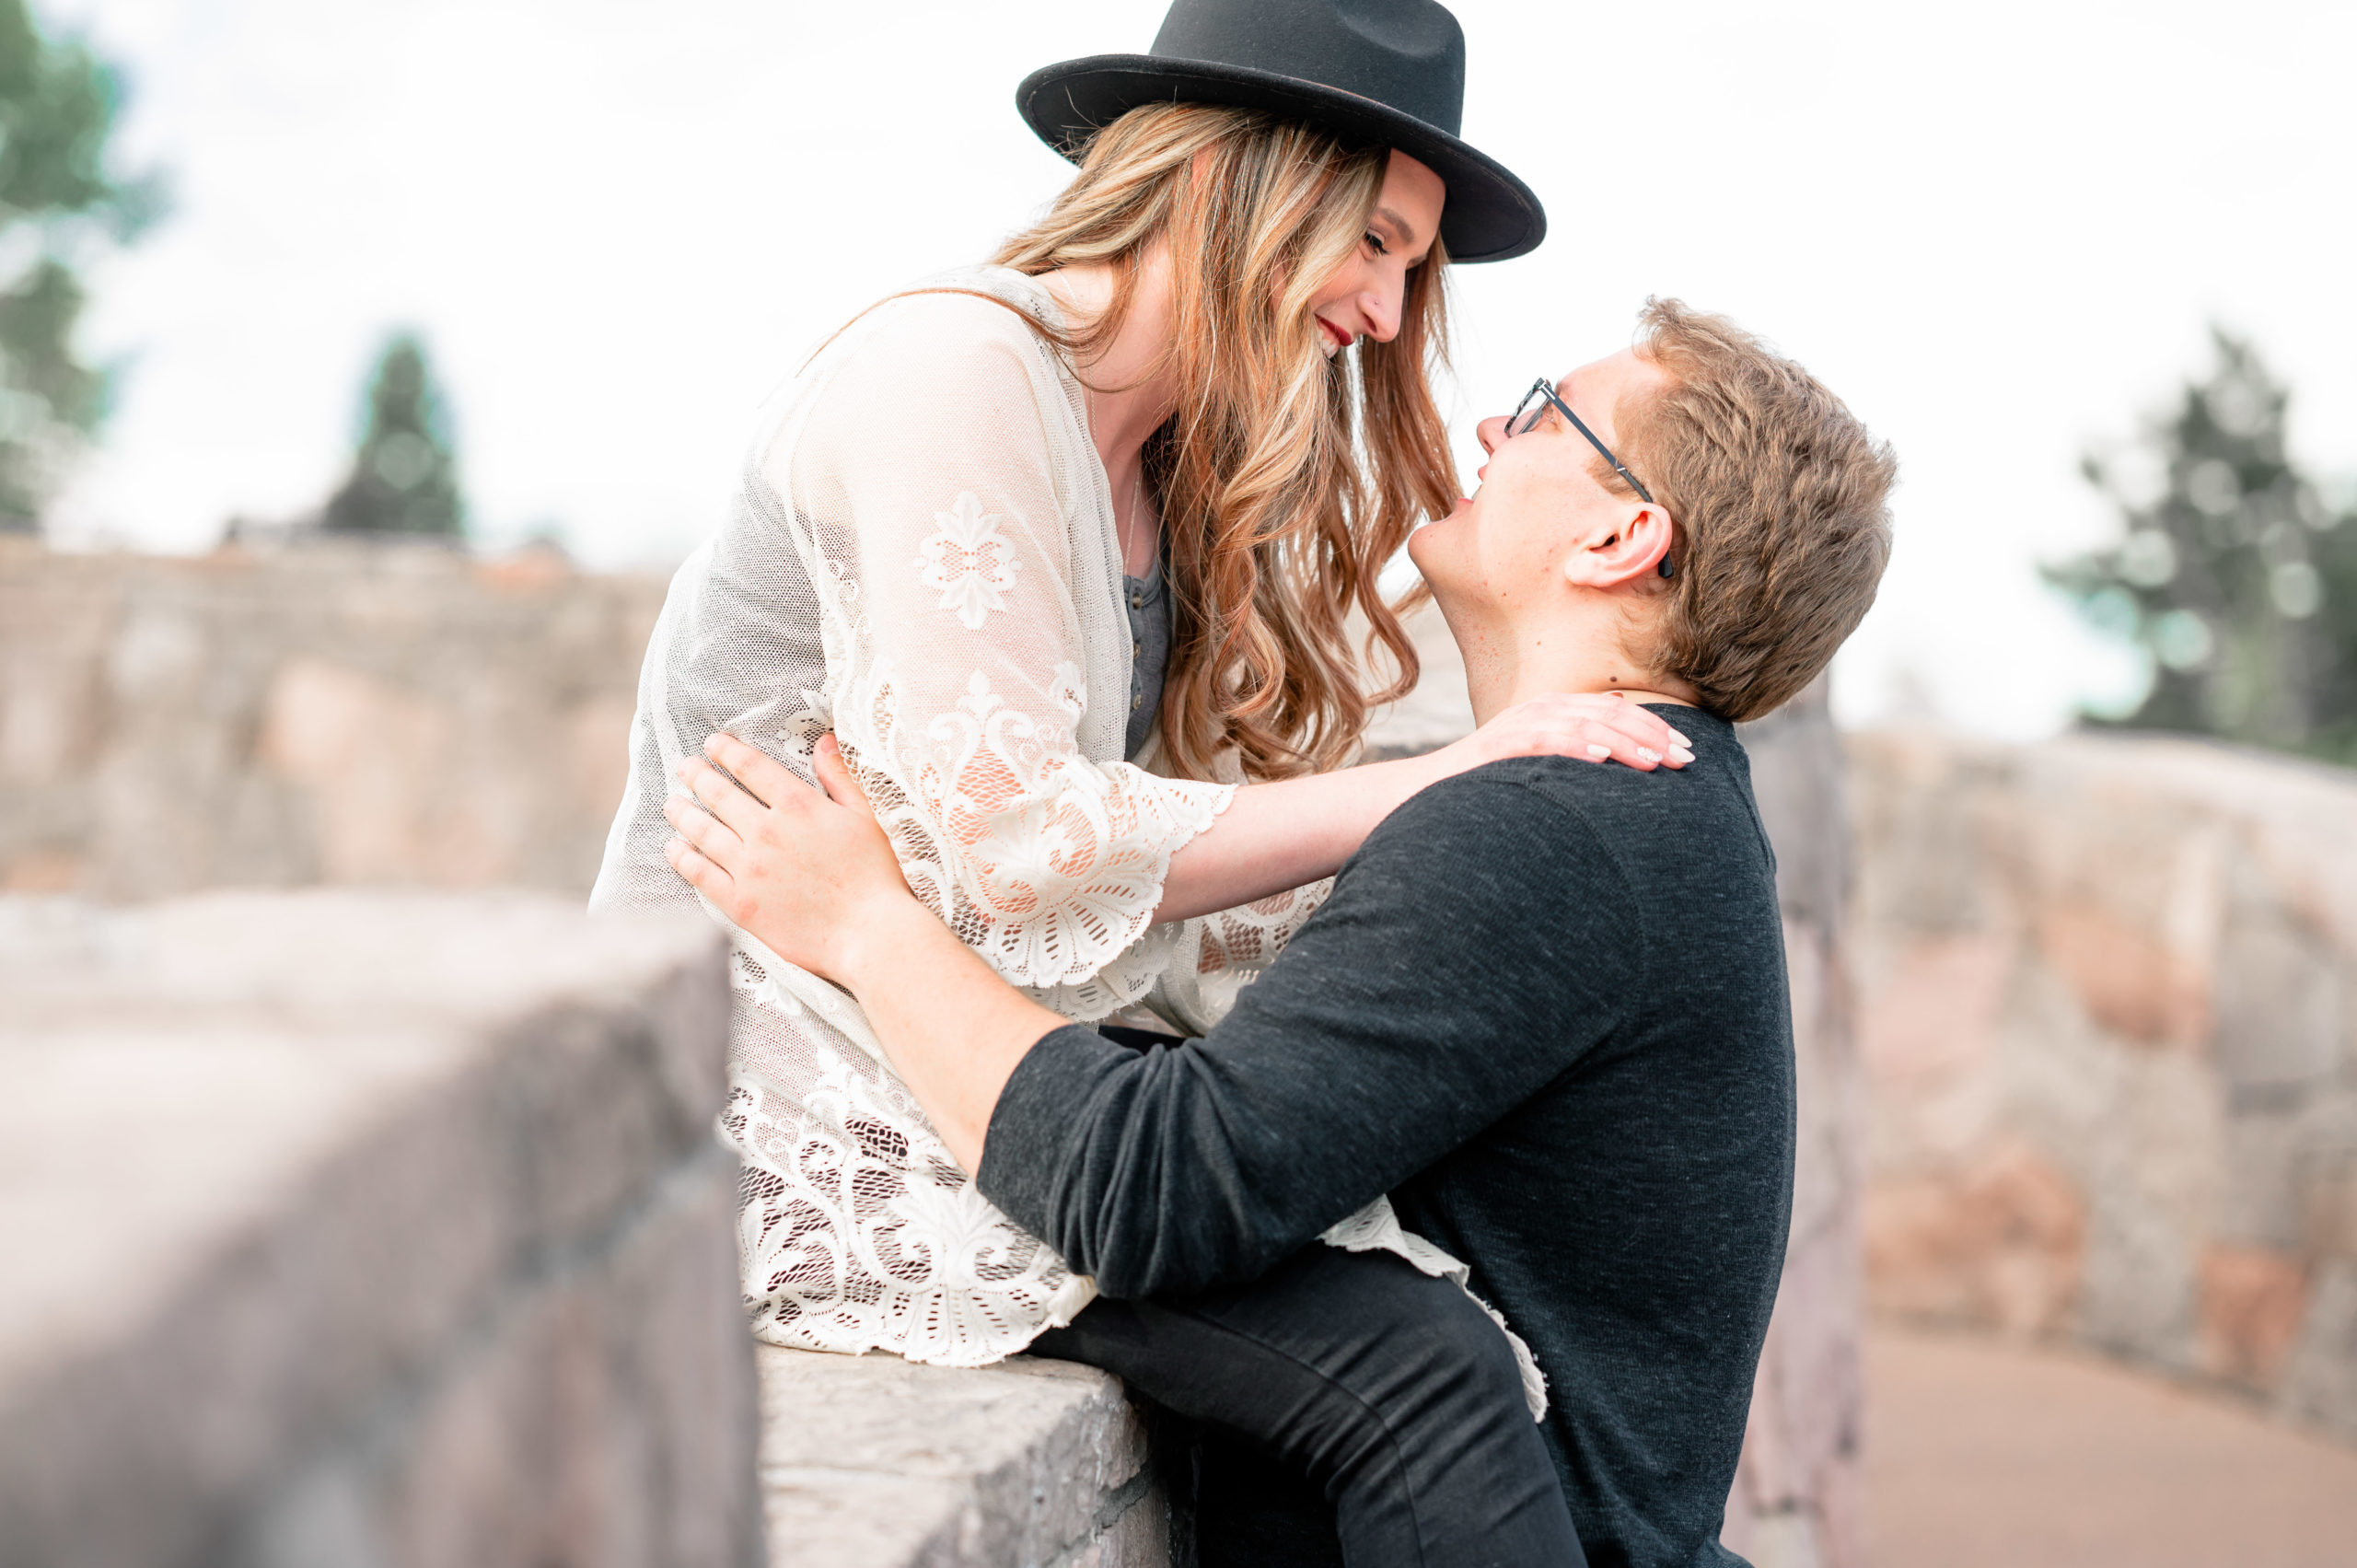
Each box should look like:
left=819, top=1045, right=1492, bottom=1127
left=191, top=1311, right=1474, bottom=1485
left=662, top=732, right=913, bottom=985
left=1150, top=691, right=1692, bottom=924
left=1437, top=691, right=1693, bottom=776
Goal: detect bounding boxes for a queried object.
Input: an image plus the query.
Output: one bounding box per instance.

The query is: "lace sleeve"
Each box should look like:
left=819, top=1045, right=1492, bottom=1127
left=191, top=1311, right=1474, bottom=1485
left=780, top=294, right=1236, bottom=1018
left=1118, top=879, right=1331, bottom=1037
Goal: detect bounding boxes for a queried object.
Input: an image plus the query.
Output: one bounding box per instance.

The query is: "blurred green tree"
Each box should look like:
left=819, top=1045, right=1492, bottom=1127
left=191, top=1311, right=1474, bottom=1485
left=322, top=334, right=465, bottom=539
left=0, top=0, right=159, bottom=529
left=2047, top=329, right=2357, bottom=762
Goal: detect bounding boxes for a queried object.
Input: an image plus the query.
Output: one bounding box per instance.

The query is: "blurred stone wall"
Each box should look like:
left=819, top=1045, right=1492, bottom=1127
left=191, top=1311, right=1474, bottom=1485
left=0, top=891, right=758, bottom=1567
left=1851, top=727, right=2357, bottom=1442
left=0, top=540, right=664, bottom=898
left=1718, top=686, right=1866, bottom=1568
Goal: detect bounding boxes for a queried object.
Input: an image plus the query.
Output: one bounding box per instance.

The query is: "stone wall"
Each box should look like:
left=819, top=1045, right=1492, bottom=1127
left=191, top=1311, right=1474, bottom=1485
left=1720, top=689, right=1867, bottom=1568
left=0, top=889, right=758, bottom=1567
left=0, top=540, right=664, bottom=899
left=1850, top=727, right=2357, bottom=1442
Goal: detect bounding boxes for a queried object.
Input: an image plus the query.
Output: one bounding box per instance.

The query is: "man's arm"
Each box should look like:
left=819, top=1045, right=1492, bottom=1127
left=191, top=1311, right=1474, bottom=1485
left=838, top=898, right=1066, bottom=1169
left=975, top=768, right=1639, bottom=1295
left=663, top=709, right=1665, bottom=1171
left=663, top=737, right=1638, bottom=1286
left=665, top=734, right=1068, bottom=1172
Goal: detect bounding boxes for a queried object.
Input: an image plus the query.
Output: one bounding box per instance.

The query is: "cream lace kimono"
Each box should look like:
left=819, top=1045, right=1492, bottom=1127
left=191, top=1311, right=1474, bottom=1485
left=592, top=265, right=1540, bottom=1406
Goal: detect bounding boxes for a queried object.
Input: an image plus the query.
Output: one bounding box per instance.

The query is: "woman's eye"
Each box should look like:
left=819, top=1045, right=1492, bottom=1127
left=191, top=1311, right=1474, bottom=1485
left=1364, top=231, right=1388, bottom=256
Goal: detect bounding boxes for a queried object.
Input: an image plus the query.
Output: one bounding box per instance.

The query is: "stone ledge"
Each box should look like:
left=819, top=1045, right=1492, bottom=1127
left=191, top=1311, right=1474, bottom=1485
left=758, top=1346, right=1167, bottom=1568
left=0, top=889, right=758, bottom=1568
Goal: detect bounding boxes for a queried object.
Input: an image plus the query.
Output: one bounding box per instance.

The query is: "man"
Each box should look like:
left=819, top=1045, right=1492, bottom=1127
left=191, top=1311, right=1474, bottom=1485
left=665, top=298, right=1896, bottom=1565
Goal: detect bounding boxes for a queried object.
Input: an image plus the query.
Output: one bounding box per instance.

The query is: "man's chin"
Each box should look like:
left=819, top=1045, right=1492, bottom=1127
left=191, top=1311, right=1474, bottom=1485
left=1404, top=536, right=1461, bottom=615
left=1406, top=498, right=1471, bottom=566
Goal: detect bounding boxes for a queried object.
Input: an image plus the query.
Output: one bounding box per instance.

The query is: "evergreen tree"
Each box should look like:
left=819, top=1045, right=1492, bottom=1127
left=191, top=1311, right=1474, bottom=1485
left=2047, top=329, right=2357, bottom=763
left=0, top=0, right=158, bottom=529
left=322, top=333, right=465, bottom=539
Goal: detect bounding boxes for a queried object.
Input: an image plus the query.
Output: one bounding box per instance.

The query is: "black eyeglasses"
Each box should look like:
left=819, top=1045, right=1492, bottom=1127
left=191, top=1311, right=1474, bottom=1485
left=1506, top=377, right=1655, bottom=505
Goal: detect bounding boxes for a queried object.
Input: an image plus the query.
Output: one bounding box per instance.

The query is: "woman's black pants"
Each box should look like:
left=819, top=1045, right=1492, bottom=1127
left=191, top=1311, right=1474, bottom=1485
left=1028, top=1243, right=1585, bottom=1568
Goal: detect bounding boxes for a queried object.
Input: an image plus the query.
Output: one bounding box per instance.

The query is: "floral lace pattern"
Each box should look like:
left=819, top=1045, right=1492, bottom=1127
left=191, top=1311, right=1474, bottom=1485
left=1130, top=876, right=1333, bottom=1037
left=916, top=491, right=1022, bottom=630
left=842, top=660, right=1232, bottom=1015
left=724, top=950, right=1092, bottom=1363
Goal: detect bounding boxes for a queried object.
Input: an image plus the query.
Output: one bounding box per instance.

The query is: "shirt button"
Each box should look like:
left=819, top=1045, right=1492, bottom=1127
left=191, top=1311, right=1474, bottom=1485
left=1131, top=591, right=1144, bottom=609
left=1132, top=694, right=1143, bottom=711
left=1133, top=640, right=1142, bottom=656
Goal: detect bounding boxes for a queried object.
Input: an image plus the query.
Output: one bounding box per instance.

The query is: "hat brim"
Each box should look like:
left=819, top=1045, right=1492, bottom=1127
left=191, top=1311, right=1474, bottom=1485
left=1016, top=54, right=1545, bottom=265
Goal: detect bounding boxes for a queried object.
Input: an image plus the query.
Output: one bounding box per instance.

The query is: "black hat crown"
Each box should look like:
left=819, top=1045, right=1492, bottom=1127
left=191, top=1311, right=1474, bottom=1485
left=1153, top=0, right=1465, bottom=137
left=1018, top=0, right=1543, bottom=263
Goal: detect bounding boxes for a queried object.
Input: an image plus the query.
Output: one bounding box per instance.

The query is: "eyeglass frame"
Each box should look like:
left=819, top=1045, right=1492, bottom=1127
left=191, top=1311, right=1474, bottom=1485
left=1505, top=377, right=1656, bottom=506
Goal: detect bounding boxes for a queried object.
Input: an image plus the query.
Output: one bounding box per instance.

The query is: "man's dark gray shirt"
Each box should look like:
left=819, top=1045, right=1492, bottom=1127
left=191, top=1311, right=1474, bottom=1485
left=977, top=706, right=1794, bottom=1568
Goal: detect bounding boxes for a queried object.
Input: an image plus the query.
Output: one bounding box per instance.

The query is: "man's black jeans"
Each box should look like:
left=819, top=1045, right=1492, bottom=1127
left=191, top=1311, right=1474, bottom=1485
left=1030, top=1243, right=1585, bottom=1568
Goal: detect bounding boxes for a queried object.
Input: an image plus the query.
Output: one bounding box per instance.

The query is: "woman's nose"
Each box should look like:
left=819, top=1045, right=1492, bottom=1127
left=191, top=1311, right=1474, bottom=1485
left=1361, top=280, right=1402, bottom=343
left=1475, top=415, right=1506, bottom=455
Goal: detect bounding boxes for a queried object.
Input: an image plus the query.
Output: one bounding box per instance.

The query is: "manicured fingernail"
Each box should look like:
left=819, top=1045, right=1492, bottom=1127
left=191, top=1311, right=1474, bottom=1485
left=1670, top=747, right=1694, bottom=765
left=1587, top=743, right=1612, bottom=759
left=1670, top=730, right=1691, bottom=748
left=1637, top=747, right=1663, bottom=763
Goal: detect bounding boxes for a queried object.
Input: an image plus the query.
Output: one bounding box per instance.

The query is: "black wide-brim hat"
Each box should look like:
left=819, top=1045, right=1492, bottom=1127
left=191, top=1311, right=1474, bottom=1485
left=1017, top=0, right=1545, bottom=264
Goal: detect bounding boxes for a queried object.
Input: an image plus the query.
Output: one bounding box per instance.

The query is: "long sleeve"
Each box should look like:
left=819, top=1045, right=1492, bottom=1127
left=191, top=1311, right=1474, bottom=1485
left=775, top=290, right=1237, bottom=1018
left=976, top=769, right=1644, bottom=1298
left=1130, top=877, right=1335, bottom=1037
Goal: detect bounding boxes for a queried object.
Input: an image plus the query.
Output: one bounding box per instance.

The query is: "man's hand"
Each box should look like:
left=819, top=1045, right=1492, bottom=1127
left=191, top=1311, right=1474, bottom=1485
left=662, top=729, right=1068, bottom=1175
left=663, top=732, right=912, bottom=985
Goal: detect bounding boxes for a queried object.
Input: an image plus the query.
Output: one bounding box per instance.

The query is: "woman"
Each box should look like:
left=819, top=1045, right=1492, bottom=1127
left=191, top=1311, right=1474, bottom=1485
left=598, top=2, right=1682, bottom=1558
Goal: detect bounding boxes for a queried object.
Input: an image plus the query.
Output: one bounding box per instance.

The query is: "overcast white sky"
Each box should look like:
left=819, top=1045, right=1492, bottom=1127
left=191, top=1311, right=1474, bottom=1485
left=35, top=0, right=2357, bottom=737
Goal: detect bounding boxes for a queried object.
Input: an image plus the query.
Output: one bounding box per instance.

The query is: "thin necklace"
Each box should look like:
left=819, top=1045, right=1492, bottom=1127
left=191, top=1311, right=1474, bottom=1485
left=1123, top=468, right=1144, bottom=573
left=1090, top=386, right=1139, bottom=570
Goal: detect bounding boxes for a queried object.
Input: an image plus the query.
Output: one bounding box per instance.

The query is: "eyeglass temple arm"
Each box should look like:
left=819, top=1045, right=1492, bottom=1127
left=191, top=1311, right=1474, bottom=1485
left=1539, top=384, right=1656, bottom=506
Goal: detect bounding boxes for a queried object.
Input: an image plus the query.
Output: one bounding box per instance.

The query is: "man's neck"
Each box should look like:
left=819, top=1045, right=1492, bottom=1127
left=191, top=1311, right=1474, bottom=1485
left=1444, top=598, right=1698, bottom=726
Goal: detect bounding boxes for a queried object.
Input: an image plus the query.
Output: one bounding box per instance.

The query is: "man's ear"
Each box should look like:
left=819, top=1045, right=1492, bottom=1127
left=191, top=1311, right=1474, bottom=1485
left=1562, top=503, right=1675, bottom=589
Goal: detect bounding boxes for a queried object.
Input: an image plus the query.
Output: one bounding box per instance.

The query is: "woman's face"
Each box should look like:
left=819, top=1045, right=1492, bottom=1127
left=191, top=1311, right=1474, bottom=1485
left=1309, top=150, right=1446, bottom=358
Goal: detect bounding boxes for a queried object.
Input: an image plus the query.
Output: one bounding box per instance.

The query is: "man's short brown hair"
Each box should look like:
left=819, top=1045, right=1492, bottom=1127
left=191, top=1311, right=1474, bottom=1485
left=1609, top=299, right=1896, bottom=722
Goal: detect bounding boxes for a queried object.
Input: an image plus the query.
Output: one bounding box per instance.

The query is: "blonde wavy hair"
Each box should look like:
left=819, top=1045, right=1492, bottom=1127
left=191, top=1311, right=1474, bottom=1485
left=993, top=102, right=1457, bottom=781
